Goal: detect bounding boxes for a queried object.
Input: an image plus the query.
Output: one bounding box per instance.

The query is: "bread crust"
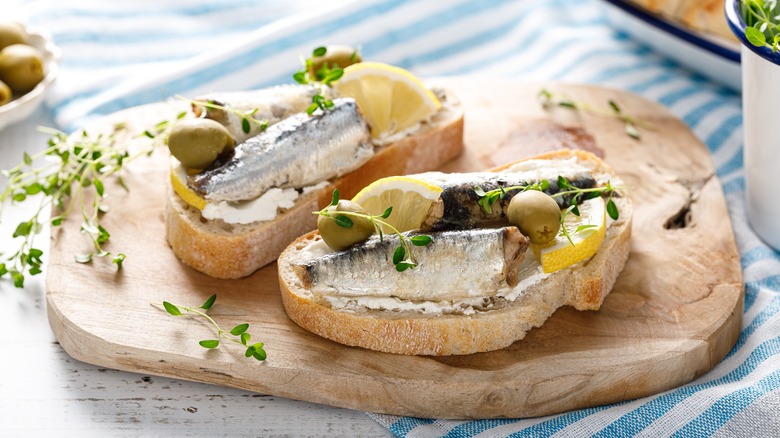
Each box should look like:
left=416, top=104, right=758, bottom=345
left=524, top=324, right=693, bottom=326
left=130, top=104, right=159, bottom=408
left=277, top=150, right=633, bottom=356
left=165, top=92, right=465, bottom=279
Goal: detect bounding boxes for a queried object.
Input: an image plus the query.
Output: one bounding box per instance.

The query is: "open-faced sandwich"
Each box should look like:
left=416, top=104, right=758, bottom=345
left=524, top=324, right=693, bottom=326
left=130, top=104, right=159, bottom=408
left=164, top=46, right=464, bottom=279
left=278, top=150, right=632, bottom=355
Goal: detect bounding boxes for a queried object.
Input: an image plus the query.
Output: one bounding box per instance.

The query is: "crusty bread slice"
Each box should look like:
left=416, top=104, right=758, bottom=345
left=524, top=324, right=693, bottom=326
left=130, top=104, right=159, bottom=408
left=165, top=90, right=464, bottom=279
left=277, top=150, right=633, bottom=356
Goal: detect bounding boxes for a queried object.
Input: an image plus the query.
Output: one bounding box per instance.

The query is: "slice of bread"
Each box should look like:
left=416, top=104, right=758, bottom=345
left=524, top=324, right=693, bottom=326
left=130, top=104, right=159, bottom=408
left=165, top=89, right=464, bottom=279
left=277, top=150, right=633, bottom=356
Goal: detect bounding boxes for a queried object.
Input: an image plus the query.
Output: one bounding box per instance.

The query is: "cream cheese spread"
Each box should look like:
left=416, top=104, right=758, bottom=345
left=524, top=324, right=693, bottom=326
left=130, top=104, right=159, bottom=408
left=173, top=159, right=329, bottom=225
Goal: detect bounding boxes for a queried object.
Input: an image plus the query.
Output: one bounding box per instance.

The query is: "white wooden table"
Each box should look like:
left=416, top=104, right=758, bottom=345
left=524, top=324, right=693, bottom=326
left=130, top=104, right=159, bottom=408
left=0, top=106, right=392, bottom=437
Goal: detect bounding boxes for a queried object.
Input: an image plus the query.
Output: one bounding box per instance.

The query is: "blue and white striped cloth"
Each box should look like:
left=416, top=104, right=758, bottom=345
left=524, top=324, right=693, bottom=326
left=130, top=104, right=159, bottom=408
left=19, top=0, right=780, bottom=436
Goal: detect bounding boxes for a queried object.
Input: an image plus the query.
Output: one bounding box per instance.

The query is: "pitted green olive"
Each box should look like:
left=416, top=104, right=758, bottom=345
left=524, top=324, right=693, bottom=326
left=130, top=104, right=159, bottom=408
left=507, top=190, right=561, bottom=244
left=318, top=200, right=375, bottom=251
left=0, top=22, right=25, bottom=51
left=0, top=44, right=44, bottom=94
left=308, top=45, right=362, bottom=77
left=167, top=119, right=235, bottom=170
left=0, top=79, right=11, bottom=105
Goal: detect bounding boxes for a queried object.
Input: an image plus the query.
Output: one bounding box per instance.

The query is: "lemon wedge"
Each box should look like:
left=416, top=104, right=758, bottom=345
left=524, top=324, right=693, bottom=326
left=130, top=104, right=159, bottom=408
left=170, top=159, right=206, bottom=210
left=335, top=62, right=441, bottom=138
left=352, top=176, right=442, bottom=232
left=532, top=197, right=607, bottom=274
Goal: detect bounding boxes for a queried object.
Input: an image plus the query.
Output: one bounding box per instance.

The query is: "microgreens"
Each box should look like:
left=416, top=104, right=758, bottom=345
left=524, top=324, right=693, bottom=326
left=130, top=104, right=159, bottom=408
left=537, top=88, right=651, bottom=140
left=186, top=97, right=269, bottom=135
left=0, top=116, right=182, bottom=288
left=742, top=0, right=780, bottom=51
left=474, top=177, right=621, bottom=247
left=293, top=46, right=349, bottom=115
left=314, top=189, right=433, bottom=272
left=153, top=294, right=267, bottom=361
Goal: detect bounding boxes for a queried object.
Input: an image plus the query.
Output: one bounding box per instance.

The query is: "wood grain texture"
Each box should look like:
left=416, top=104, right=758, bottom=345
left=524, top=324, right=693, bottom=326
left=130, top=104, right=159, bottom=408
left=46, top=79, right=743, bottom=419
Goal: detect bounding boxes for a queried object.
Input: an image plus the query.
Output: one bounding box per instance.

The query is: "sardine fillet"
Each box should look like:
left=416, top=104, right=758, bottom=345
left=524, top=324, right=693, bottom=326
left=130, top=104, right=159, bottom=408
left=189, top=98, right=372, bottom=202
left=415, top=169, right=597, bottom=231
left=192, top=85, right=330, bottom=143
left=297, top=227, right=528, bottom=301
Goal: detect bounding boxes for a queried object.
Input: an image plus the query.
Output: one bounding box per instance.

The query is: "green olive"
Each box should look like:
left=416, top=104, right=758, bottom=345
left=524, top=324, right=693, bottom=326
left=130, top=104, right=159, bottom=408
left=0, top=44, right=44, bottom=94
left=0, top=22, right=26, bottom=51
left=308, top=45, right=362, bottom=77
left=167, top=119, right=235, bottom=170
left=0, top=79, right=11, bottom=105
left=318, top=200, right=375, bottom=251
left=507, top=190, right=561, bottom=244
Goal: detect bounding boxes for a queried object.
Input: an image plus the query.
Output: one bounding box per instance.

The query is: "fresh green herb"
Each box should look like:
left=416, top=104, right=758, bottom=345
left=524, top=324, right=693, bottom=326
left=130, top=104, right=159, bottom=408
left=153, top=294, right=267, bottom=362
left=186, top=98, right=269, bottom=135
left=293, top=47, right=347, bottom=115
left=474, top=177, right=621, bottom=246
left=557, top=205, right=600, bottom=246
left=0, top=119, right=176, bottom=288
left=312, top=46, right=327, bottom=57
left=741, top=0, right=780, bottom=51
left=314, top=189, right=433, bottom=271
left=537, top=89, right=651, bottom=140
left=112, top=253, right=126, bottom=268
left=474, top=180, right=549, bottom=214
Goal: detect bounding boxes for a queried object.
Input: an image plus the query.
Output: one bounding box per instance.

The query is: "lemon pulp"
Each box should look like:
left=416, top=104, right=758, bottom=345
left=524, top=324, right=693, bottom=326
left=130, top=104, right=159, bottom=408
left=335, top=62, right=441, bottom=138
left=532, top=197, right=607, bottom=274
left=351, top=176, right=442, bottom=232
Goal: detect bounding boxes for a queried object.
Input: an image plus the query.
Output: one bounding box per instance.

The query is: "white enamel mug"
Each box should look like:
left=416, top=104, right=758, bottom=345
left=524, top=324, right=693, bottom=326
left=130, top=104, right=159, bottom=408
left=727, top=2, right=780, bottom=250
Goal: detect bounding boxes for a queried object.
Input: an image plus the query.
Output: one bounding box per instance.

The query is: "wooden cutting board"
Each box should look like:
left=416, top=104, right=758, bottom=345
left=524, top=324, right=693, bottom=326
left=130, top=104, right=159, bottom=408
left=46, top=79, right=743, bottom=419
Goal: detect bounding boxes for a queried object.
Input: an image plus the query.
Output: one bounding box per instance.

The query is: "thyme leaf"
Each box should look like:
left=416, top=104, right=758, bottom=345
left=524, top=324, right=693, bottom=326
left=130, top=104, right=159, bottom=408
left=538, top=88, right=652, bottom=140
left=474, top=177, right=623, bottom=247
left=0, top=117, right=180, bottom=288
left=314, top=189, right=433, bottom=271
left=153, top=294, right=267, bottom=362
left=293, top=46, right=352, bottom=115
left=186, top=97, right=269, bottom=135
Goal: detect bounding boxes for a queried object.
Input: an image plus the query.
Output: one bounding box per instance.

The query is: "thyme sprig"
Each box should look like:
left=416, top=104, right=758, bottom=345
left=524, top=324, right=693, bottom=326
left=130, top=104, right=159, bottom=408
left=558, top=205, right=598, bottom=247
left=186, top=97, right=269, bottom=135
left=0, top=113, right=184, bottom=288
left=474, top=176, right=621, bottom=247
left=475, top=176, right=620, bottom=218
left=538, top=88, right=652, bottom=140
left=474, top=180, right=550, bottom=214
left=293, top=46, right=346, bottom=114
left=742, top=0, right=780, bottom=51
left=314, top=189, right=432, bottom=272
left=153, top=294, right=267, bottom=362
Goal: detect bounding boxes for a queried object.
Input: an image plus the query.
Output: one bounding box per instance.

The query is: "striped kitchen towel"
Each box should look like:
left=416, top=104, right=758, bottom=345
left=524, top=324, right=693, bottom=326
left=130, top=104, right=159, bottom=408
left=19, top=0, right=780, bottom=436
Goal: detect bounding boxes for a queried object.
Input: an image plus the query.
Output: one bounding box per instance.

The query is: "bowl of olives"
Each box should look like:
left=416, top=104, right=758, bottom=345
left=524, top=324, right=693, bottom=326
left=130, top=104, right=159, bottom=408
left=0, top=21, right=60, bottom=131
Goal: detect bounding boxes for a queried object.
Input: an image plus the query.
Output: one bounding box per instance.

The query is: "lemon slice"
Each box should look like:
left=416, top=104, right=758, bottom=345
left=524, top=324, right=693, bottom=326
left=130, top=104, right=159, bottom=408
left=352, top=176, right=442, bottom=232
left=170, top=159, right=206, bottom=210
left=335, top=62, right=441, bottom=138
left=532, top=197, right=607, bottom=274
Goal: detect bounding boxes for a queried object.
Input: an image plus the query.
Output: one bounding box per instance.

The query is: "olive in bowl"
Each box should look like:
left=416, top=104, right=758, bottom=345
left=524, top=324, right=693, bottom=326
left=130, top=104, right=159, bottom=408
left=0, top=21, right=59, bottom=131
left=0, top=22, right=26, bottom=51
left=0, top=44, right=45, bottom=94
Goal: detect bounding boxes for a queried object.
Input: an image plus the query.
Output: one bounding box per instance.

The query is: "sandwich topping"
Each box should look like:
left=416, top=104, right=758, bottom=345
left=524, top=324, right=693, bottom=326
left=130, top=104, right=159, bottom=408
left=189, top=98, right=372, bottom=203
left=168, top=47, right=449, bottom=225
left=298, top=227, right=528, bottom=302
left=293, top=155, right=625, bottom=315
